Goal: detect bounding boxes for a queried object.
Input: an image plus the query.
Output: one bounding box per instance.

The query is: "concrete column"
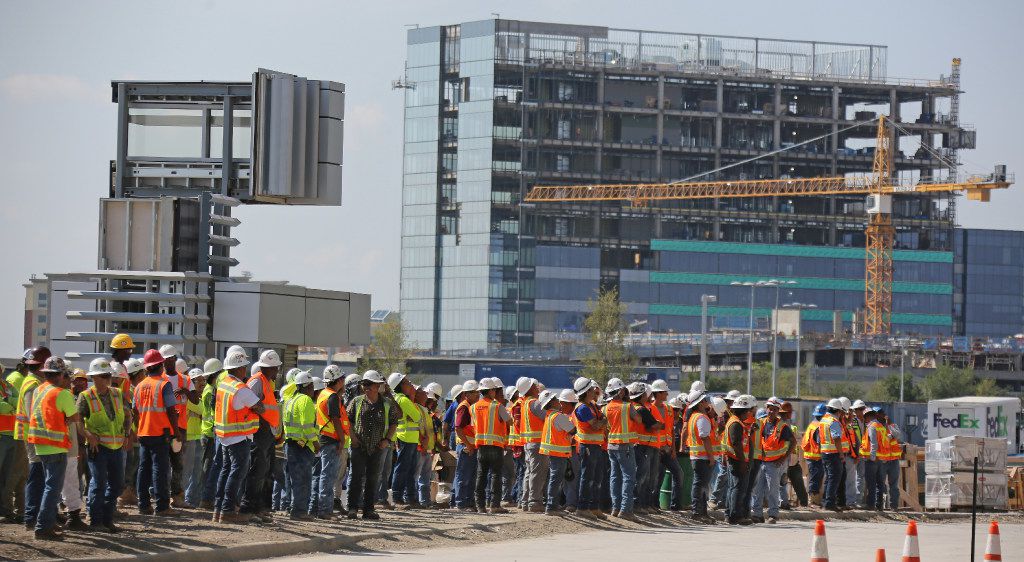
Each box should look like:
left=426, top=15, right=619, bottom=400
left=804, top=349, right=816, bottom=368
left=596, top=71, right=605, bottom=173
left=714, top=79, right=724, bottom=169
left=843, top=349, right=854, bottom=368
left=656, top=74, right=665, bottom=176
left=889, top=88, right=900, bottom=121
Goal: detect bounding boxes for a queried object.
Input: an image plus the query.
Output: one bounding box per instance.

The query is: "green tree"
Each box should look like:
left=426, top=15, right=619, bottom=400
left=921, top=365, right=976, bottom=400
left=357, top=316, right=410, bottom=375
left=822, top=381, right=866, bottom=401
left=687, top=362, right=812, bottom=398
left=974, top=377, right=1008, bottom=397
left=868, top=371, right=923, bottom=402
left=579, top=287, right=637, bottom=386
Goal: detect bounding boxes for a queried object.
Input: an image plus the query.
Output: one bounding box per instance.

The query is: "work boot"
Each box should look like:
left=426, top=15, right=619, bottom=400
left=476, top=506, right=487, bottom=514
left=66, top=510, right=89, bottom=531
left=104, top=523, right=121, bottom=534
left=611, top=509, right=620, bottom=518
left=528, top=505, right=545, bottom=513
left=290, top=513, right=315, bottom=521
left=346, top=511, right=358, bottom=520
left=489, top=506, right=509, bottom=514
left=198, top=500, right=214, bottom=511
left=576, top=510, right=596, bottom=520
left=617, top=512, right=640, bottom=523
left=138, top=505, right=155, bottom=515
left=543, top=508, right=562, bottom=516
left=34, top=527, right=64, bottom=541
left=170, top=493, right=187, bottom=509
left=362, top=511, right=381, bottom=521
left=118, top=488, right=138, bottom=507
left=751, top=515, right=765, bottom=524
left=221, top=512, right=252, bottom=524
left=592, top=510, right=608, bottom=520
left=154, top=508, right=184, bottom=517
left=767, top=516, right=778, bottom=524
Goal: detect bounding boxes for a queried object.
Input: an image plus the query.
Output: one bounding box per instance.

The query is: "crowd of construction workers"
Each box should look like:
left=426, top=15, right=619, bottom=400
left=0, top=335, right=904, bottom=540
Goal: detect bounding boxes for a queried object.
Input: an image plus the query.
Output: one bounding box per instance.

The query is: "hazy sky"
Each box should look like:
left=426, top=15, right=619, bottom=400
left=1, top=1, right=1022, bottom=356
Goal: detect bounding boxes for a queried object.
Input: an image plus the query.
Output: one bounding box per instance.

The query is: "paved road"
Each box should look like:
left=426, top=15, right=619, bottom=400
left=286, top=520, right=1020, bottom=562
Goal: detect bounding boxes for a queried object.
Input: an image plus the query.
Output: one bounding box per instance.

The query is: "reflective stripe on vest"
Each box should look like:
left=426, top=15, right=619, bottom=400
left=253, top=372, right=280, bottom=428
left=214, top=378, right=258, bottom=439
left=760, top=421, right=789, bottom=462
left=14, top=374, right=42, bottom=440
left=819, top=415, right=839, bottom=454
left=472, top=398, right=507, bottom=448
left=520, top=397, right=544, bottom=443
left=135, top=376, right=172, bottom=437
left=507, top=398, right=523, bottom=446
left=26, top=382, right=71, bottom=449
left=200, top=384, right=215, bottom=438
left=634, top=403, right=660, bottom=447
left=686, top=412, right=718, bottom=460
left=316, top=388, right=342, bottom=440
left=802, top=420, right=822, bottom=460
left=604, top=400, right=636, bottom=445
left=722, top=416, right=750, bottom=461
left=84, top=386, right=126, bottom=449
left=283, top=394, right=318, bottom=450
left=0, top=378, right=15, bottom=433
left=573, top=403, right=605, bottom=445
left=539, top=411, right=571, bottom=458
left=454, top=400, right=475, bottom=446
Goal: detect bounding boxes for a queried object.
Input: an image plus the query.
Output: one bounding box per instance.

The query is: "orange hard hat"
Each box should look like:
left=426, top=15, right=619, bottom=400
left=780, top=401, right=794, bottom=413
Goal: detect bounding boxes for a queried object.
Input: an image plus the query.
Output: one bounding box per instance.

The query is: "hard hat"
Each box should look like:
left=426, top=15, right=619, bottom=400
left=725, top=390, right=741, bottom=401
left=223, top=350, right=250, bottom=370
left=485, top=377, right=506, bottom=391
left=650, top=379, right=669, bottom=393
left=425, top=382, right=443, bottom=400
left=285, top=368, right=300, bottom=384
left=780, top=401, right=794, bottom=413
left=25, top=346, right=52, bottom=366
left=388, top=372, right=407, bottom=390
left=448, top=384, right=463, bottom=400
left=345, top=373, right=361, bottom=386
left=250, top=364, right=260, bottom=376
left=159, top=344, right=179, bottom=359
left=461, top=379, right=479, bottom=393
left=732, top=394, right=756, bottom=409
left=362, top=370, right=385, bottom=384
left=476, top=377, right=495, bottom=391
left=111, top=361, right=128, bottom=379
left=515, top=376, right=534, bottom=396
left=538, top=389, right=558, bottom=409
left=503, top=386, right=517, bottom=401
left=312, top=376, right=326, bottom=391
left=226, top=345, right=245, bottom=356
left=688, top=391, right=707, bottom=407
left=838, top=396, right=852, bottom=411
left=605, top=378, right=626, bottom=394
left=322, top=364, right=343, bottom=383
left=110, top=333, right=135, bottom=350
left=294, top=371, right=314, bottom=386
left=558, top=388, right=579, bottom=403
left=255, top=350, right=283, bottom=368
left=202, top=358, right=223, bottom=377
left=124, top=357, right=144, bottom=374
left=755, top=408, right=768, bottom=419
left=188, top=368, right=206, bottom=381
left=852, top=399, right=867, bottom=410
left=813, top=403, right=827, bottom=417
left=711, top=396, right=727, bottom=416
left=667, top=395, right=685, bottom=409
left=766, top=397, right=781, bottom=409
left=40, top=356, right=67, bottom=374
left=690, top=380, right=706, bottom=393
left=873, top=406, right=885, bottom=415
left=827, top=398, right=844, bottom=410
left=175, top=358, right=188, bottom=374
left=573, top=377, right=596, bottom=396
left=71, top=368, right=87, bottom=380
left=627, top=382, right=646, bottom=399
left=142, top=349, right=165, bottom=368
left=87, top=358, right=115, bottom=377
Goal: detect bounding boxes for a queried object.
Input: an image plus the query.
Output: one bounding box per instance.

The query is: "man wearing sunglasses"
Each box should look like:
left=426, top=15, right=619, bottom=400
left=78, top=359, right=133, bottom=532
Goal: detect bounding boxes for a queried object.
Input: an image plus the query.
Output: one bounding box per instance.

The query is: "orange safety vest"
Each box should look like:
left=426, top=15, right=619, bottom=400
left=315, top=387, right=349, bottom=441
left=163, top=372, right=190, bottom=431
left=455, top=399, right=476, bottom=446
left=842, top=422, right=859, bottom=458
left=251, top=371, right=280, bottom=428
left=539, top=411, right=571, bottom=458
left=573, top=403, right=606, bottom=446
left=882, top=423, right=902, bottom=461
left=0, top=378, right=14, bottom=433
left=135, top=376, right=173, bottom=437
left=859, top=420, right=887, bottom=458
left=634, top=403, right=660, bottom=448
left=760, top=420, right=789, bottom=462
left=687, top=412, right=719, bottom=460
left=818, top=414, right=840, bottom=454
left=214, top=376, right=259, bottom=439
left=471, top=398, right=508, bottom=447
left=507, top=397, right=523, bottom=447
left=722, top=416, right=750, bottom=461
left=25, top=382, right=71, bottom=449
left=520, top=397, right=544, bottom=444
left=651, top=402, right=672, bottom=447
left=603, top=400, right=637, bottom=445
left=802, top=420, right=822, bottom=461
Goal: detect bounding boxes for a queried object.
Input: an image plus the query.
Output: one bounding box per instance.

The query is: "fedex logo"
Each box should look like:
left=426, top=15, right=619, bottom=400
left=932, top=413, right=980, bottom=429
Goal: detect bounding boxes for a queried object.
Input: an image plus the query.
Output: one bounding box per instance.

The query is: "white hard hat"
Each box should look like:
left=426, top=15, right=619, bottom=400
left=852, top=399, right=867, bottom=410
left=123, top=357, right=144, bottom=374
left=838, top=397, right=852, bottom=411
left=503, top=386, right=517, bottom=401
left=605, top=378, right=626, bottom=394
left=477, top=377, right=495, bottom=391
left=87, top=358, right=115, bottom=377
left=448, top=384, right=464, bottom=400
left=425, top=382, right=443, bottom=400
left=362, top=370, right=385, bottom=384
left=538, top=389, right=558, bottom=409
left=558, top=388, right=579, bottom=404
left=159, top=344, right=179, bottom=359
left=250, top=364, right=260, bottom=376
left=222, top=350, right=250, bottom=370
left=725, top=390, right=741, bottom=401
left=687, top=389, right=706, bottom=406
left=461, top=379, right=479, bottom=393
left=732, top=394, right=757, bottom=409
left=294, top=371, right=314, bottom=386
left=650, top=379, right=669, bottom=393
left=690, top=380, right=706, bottom=393
left=573, top=377, right=597, bottom=396
left=285, top=368, right=301, bottom=384
left=312, top=376, right=326, bottom=391
left=766, top=397, right=782, bottom=409
left=226, top=345, right=245, bottom=357
left=202, top=358, right=223, bottom=377
left=175, top=358, right=188, bottom=374
left=110, top=361, right=128, bottom=379
left=345, top=373, right=361, bottom=386
left=627, top=382, right=647, bottom=399
left=322, top=364, right=343, bottom=383
left=827, top=398, right=844, bottom=410
left=667, top=395, right=685, bottom=409
left=515, top=376, right=533, bottom=396
left=255, top=350, right=282, bottom=368
left=187, top=368, right=205, bottom=381
left=388, top=372, right=407, bottom=390
left=711, top=396, right=727, bottom=416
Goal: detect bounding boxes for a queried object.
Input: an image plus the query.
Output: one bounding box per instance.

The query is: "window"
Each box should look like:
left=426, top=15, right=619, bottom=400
left=37, top=314, right=46, bottom=323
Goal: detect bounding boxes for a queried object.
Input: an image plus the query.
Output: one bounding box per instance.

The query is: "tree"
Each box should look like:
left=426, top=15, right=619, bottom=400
left=823, top=381, right=866, bottom=401
left=357, top=316, right=410, bottom=375
left=578, top=287, right=637, bottom=386
left=868, top=372, right=923, bottom=402
left=974, top=377, right=1008, bottom=397
left=921, top=365, right=976, bottom=401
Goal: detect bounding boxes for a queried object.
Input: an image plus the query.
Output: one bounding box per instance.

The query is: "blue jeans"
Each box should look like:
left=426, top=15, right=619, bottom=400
left=376, top=447, right=394, bottom=503
left=546, top=456, right=567, bottom=510
left=87, top=447, right=125, bottom=525
left=317, top=443, right=343, bottom=517
left=309, top=453, right=321, bottom=513
left=215, top=440, right=251, bottom=513
left=807, top=458, right=824, bottom=495
left=202, top=440, right=222, bottom=503
left=564, top=452, right=581, bottom=509
left=511, top=454, right=525, bottom=504
left=137, top=436, right=170, bottom=511
left=36, top=454, right=67, bottom=532
left=863, top=459, right=881, bottom=508
left=608, top=445, right=636, bottom=514
left=182, top=440, right=205, bottom=507
left=391, top=440, right=419, bottom=504
left=843, top=457, right=860, bottom=507
left=633, top=445, right=653, bottom=508
left=750, top=459, right=784, bottom=518
left=285, top=441, right=314, bottom=517
left=24, top=460, right=44, bottom=527
left=883, top=460, right=900, bottom=510
left=0, top=435, right=16, bottom=517
left=725, top=460, right=750, bottom=522
left=711, top=457, right=728, bottom=504
left=416, top=452, right=432, bottom=505
left=452, top=444, right=477, bottom=508
left=578, top=444, right=606, bottom=511
left=691, top=458, right=713, bottom=515
left=822, top=453, right=842, bottom=509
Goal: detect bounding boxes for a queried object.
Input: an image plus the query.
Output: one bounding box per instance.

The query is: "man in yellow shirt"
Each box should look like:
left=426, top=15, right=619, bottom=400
left=387, top=373, right=421, bottom=508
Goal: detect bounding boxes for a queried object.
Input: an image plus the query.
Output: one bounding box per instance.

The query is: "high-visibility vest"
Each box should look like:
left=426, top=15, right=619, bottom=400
left=802, top=420, right=822, bottom=460
left=165, top=372, right=190, bottom=431
left=471, top=398, right=507, bottom=448
left=651, top=402, right=672, bottom=447
left=760, top=420, right=789, bottom=462
left=117, top=376, right=131, bottom=399
left=882, top=423, right=902, bottom=461
left=507, top=398, right=523, bottom=447
left=82, top=386, right=126, bottom=450
left=634, top=403, right=660, bottom=448
left=539, top=411, right=571, bottom=458
left=687, top=412, right=719, bottom=460
left=316, top=388, right=349, bottom=441
left=819, top=414, right=840, bottom=454
left=455, top=399, right=475, bottom=446
left=251, top=372, right=280, bottom=429
left=185, top=396, right=203, bottom=441
left=0, top=377, right=15, bottom=434
left=859, top=420, right=886, bottom=458
left=747, top=418, right=764, bottom=460
left=842, top=422, right=859, bottom=458
left=200, top=384, right=215, bottom=438
left=573, top=403, right=605, bottom=446
left=722, top=416, right=750, bottom=461
left=135, top=376, right=173, bottom=437
left=13, top=373, right=42, bottom=441
left=214, top=376, right=259, bottom=439
left=520, top=397, right=544, bottom=444
left=604, top=400, right=637, bottom=445
left=418, top=405, right=438, bottom=452
left=283, top=393, right=318, bottom=451
left=26, top=382, right=71, bottom=449
left=395, top=394, right=420, bottom=444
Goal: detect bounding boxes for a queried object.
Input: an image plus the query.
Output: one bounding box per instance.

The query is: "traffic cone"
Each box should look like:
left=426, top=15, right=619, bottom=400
left=901, top=520, right=921, bottom=562
left=876, top=549, right=887, bottom=562
left=811, top=519, right=829, bottom=562
left=984, top=520, right=1001, bottom=561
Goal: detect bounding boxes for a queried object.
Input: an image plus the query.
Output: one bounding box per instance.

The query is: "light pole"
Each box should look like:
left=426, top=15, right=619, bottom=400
left=784, top=302, right=817, bottom=398
left=731, top=280, right=773, bottom=394
left=899, top=346, right=907, bottom=403
left=770, top=280, right=797, bottom=396
left=700, top=294, right=716, bottom=384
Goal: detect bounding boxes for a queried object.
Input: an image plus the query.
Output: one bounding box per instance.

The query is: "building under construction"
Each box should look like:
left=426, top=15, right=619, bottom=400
left=400, top=19, right=1018, bottom=351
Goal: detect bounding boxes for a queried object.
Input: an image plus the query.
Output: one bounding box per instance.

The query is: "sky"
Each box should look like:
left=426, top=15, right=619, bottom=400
left=1, top=0, right=1022, bottom=357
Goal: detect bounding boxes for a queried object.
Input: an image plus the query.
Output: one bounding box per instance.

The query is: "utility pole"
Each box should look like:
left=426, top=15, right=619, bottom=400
left=700, top=294, right=717, bottom=384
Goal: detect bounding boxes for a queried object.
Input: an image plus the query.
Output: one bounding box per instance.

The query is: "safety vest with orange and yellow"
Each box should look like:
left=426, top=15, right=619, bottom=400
left=760, top=420, right=790, bottom=462
left=573, top=403, right=606, bottom=446
left=455, top=399, right=476, bottom=446
left=603, top=400, right=637, bottom=445
left=818, top=414, right=841, bottom=454
left=316, top=387, right=350, bottom=442
left=215, top=376, right=259, bottom=440
left=251, top=371, right=280, bottom=429
left=26, top=382, right=71, bottom=449
left=802, top=420, right=822, bottom=460
left=634, top=403, right=660, bottom=448
left=520, top=397, right=545, bottom=444
left=721, top=415, right=750, bottom=461
left=686, top=412, right=720, bottom=460
left=135, top=376, right=173, bottom=437
left=471, top=398, right=508, bottom=447
left=539, top=411, right=572, bottom=458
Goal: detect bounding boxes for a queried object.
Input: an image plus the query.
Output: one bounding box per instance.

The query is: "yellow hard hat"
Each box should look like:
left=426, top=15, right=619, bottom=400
left=110, top=333, right=135, bottom=350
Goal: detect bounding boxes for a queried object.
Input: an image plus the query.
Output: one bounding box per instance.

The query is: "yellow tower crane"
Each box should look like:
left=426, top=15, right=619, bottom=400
left=524, top=117, right=1013, bottom=335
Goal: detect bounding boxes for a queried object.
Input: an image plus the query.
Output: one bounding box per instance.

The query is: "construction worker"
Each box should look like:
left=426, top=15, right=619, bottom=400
left=469, top=377, right=510, bottom=514
left=240, top=350, right=282, bottom=521
left=0, top=361, right=19, bottom=523
left=59, top=369, right=89, bottom=532
left=442, top=384, right=462, bottom=451
left=837, top=397, right=861, bottom=509
left=133, top=349, right=182, bottom=517
left=859, top=407, right=883, bottom=511
left=532, top=389, right=571, bottom=515
left=630, top=382, right=663, bottom=513
left=118, top=357, right=145, bottom=509
left=803, top=402, right=825, bottom=506
left=282, top=371, right=318, bottom=520
left=879, top=407, right=903, bottom=511
left=386, top=372, right=421, bottom=508
left=509, top=377, right=533, bottom=506
left=571, top=377, right=607, bottom=519
left=79, top=358, right=132, bottom=532
left=346, top=370, right=399, bottom=520
left=850, top=399, right=868, bottom=506
left=818, top=398, right=845, bottom=512
left=156, top=345, right=191, bottom=508
left=109, top=333, right=135, bottom=397
left=778, top=401, right=807, bottom=509
left=709, top=388, right=741, bottom=509
left=722, top=394, right=755, bottom=525
left=452, top=380, right=480, bottom=511
left=418, top=383, right=443, bottom=507
left=519, top=378, right=551, bottom=513
left=686, top=391, right=718, bottom=523
left=182, top=368, right=207, bottom=508
left=750, top=398, right=793, bottom=524
left=213, top=349, right=265, bottom=524
left=198, top=358, right=222, bottom=509
left=603, top=378, right=642, bottom=521
left=315, top=365, right=350, bottom=520
left=279, top=369, right=300, bottom=403
left=649, top=380, right=678, bottom=511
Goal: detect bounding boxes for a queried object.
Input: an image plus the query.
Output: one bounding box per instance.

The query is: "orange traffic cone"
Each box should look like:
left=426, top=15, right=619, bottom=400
left=876, top=548, right=887, bottom=561
left=811, top=519, right=829, bottom=562
left=984, top=520, right=1001, bottom=561
left=901, top=520, right=921, bottom=562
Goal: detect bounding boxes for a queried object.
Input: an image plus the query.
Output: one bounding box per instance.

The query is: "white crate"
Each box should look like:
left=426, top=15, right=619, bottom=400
left=925, top=472, right=1008, bottom=509
left=924, top=436, right=1007, bottom=474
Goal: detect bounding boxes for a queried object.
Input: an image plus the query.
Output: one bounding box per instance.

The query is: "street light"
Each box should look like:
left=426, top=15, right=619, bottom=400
left=899, top=345, right=908, bottom=403
left=769, top=280, right=798, bottom=396
left=700, top=294, right=717, bottom=384
left=783, top=302, right=817, bottom=398
left=731, top=280, right=777, bottom=394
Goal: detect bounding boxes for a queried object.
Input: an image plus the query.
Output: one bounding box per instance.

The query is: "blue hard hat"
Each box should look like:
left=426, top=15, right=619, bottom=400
left=813, top=403, right=827, bottom=417
left=872, top=406, right=884, bottom=415
left=755, top=408, right=768, bottom=419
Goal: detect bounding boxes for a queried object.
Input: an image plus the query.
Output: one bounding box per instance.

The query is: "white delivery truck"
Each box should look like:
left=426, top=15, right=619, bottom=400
left=926, top=396, right=1021, bottom=454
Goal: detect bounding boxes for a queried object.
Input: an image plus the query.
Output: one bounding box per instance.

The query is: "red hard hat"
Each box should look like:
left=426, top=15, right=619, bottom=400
left=142, top=349, right=165, bottom=368
left=25, top=346, right=52, bottom=366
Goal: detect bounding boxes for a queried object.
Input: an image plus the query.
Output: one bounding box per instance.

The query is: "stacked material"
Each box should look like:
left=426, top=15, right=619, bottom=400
left=924, top=436, right=1008, bottom=509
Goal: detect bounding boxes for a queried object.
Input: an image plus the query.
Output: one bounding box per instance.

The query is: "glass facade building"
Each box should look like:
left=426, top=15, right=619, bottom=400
left=954, top=229, right=1024, bottom=338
